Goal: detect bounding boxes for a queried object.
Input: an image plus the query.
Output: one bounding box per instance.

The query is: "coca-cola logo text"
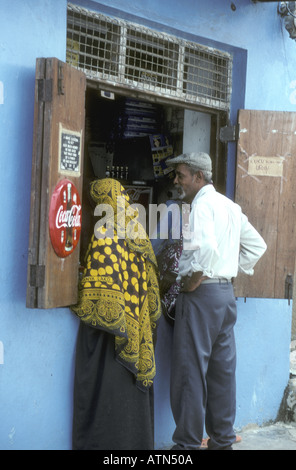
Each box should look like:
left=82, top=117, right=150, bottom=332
left=56, top=205, right=82, bottom=229
left=49, top=179, right=82, bottom=258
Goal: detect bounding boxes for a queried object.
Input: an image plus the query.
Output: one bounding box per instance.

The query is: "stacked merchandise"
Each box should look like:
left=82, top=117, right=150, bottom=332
left=149, top=134, right=175, bottom=180
left=116, top=98, right=161, bottom=139
left=114, top=98, right=175, bottom=180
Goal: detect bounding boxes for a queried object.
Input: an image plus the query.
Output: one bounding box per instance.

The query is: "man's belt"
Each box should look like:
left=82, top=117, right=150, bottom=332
left=202, top=278, right=232, bottom=284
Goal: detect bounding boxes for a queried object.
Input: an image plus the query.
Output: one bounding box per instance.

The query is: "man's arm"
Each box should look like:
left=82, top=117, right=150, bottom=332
left=239, top=214, right=267, bottom=275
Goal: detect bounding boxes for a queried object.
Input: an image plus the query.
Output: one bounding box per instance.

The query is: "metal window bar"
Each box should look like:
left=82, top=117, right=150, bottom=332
left=183, top=46, right=231, bottom=108
left=67, top=3, right=232, bottom=111
left=125, top=28, right=179, bottom=94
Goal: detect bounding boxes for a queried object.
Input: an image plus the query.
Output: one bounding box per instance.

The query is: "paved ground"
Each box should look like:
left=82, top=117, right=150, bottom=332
left=162, top=342, right=296, bottom=451
left=161, top=422, right=296, bottom=450
left=233, top=422, right=296, bottom=450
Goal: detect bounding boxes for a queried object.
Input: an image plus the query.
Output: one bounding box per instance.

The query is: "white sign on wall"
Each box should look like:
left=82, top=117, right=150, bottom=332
left=248, top=156, right=284, bottom=177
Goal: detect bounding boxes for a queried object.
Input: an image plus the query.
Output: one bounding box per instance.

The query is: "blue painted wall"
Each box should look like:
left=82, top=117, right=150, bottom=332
left=0, top=0, right=294, bottom=449
left=0, top=0, right=79, bottom=450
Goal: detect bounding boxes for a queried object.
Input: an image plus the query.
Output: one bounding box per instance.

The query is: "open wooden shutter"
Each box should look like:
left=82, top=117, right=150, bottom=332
left=26, top=58, right=86, bottom=309
left=234, top=109, right=296, bottom=299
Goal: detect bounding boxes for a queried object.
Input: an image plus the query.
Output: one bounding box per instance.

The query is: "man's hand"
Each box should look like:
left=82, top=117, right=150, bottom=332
left=180, top=272, right=208, bottom=292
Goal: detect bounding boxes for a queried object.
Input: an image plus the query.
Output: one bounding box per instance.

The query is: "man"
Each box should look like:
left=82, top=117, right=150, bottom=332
left=167, top=152, right=267, bottom=450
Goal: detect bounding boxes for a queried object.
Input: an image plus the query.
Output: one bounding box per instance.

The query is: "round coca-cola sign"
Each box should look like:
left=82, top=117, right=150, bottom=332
left=49, top=179, right=82, bottom=258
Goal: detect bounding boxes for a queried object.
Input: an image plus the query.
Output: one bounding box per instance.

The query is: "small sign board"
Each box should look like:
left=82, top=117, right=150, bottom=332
left=248, top=156, right=283, bottom=177
left=59, top=125, right=82, bottom=175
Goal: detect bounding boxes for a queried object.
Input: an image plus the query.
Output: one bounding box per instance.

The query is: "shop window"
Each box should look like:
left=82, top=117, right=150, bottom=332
left=26, top=7, right=234, bottom=309
left=27, top=8, right=296, bottom=308
left=26, top=57, right=226, bottom=309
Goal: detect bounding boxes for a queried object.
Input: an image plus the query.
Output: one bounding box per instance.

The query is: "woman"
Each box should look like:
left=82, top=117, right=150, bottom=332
left=71, top=178, right=161, bottom=450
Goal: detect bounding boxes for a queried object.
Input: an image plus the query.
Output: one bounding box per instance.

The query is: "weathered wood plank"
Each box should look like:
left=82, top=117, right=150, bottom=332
left=234, top=109, right=296, bottom=299
left=27, top=58, right=86, bottom=309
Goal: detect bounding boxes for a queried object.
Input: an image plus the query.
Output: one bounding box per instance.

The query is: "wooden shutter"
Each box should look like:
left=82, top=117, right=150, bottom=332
left=26, top=58, right=86, bottom=309
left=234, top=109, right=296, bottom=299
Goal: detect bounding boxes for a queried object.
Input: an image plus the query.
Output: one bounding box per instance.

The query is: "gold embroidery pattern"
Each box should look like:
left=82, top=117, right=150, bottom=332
left=71, top=179, right=161, bottom=390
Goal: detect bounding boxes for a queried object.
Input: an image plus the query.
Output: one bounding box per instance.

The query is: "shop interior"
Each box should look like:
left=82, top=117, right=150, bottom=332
left=80, top=86, right=227, bottom=260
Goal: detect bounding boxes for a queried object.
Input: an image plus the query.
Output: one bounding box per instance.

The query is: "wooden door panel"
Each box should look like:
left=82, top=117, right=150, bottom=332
left=27, top=58, right=86, bottom=308
left=234, top=109, right=296, bottom=299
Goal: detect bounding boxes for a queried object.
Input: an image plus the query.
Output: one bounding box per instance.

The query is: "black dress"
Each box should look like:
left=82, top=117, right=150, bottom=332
left=72, top=322, right=155, bottom=450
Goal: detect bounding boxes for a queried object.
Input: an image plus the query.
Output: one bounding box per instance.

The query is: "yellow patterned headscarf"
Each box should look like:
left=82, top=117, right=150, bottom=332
left=71, top=179, right=161, bottom=390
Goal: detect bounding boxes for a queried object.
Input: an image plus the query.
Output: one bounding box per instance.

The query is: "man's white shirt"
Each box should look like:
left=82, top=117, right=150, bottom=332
left=178, top=184, right=267, bottom=280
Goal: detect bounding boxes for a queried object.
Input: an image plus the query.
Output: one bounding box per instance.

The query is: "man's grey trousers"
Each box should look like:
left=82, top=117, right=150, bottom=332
left=170, top=282, right=237, bottom=450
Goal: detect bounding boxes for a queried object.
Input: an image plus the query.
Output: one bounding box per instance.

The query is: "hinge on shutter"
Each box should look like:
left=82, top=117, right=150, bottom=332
left=285, top=274, right=293, bottom=305
left=58, top=63, right=65, bottom=95
left=37, top=79, right=53, bottom=102
left=29, top=264, right=45, bottom=288
left=219, top=124, right=239, bottom=143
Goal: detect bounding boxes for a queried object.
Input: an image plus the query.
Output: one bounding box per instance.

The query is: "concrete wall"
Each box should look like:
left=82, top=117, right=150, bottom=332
left=0, top=0, right=294, bottom=449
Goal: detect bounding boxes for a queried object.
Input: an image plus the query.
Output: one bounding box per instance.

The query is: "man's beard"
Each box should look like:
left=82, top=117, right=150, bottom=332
left=175, top=185, right=186, bottom=200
